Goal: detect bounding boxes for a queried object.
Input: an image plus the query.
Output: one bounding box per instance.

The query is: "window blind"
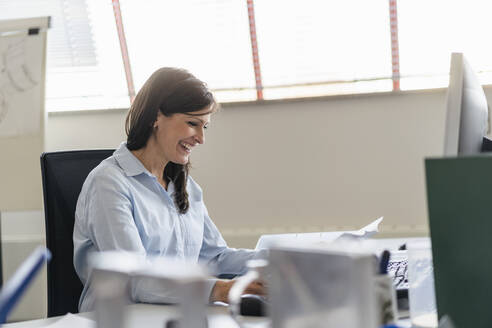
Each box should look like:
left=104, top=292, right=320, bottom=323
left=0, top=0, right=97, bottom=68
left=253, top=0, right=393, bottom=99
left=119, top=0, right=257, bottom=103
left=1, top=0, right=129, bottom=111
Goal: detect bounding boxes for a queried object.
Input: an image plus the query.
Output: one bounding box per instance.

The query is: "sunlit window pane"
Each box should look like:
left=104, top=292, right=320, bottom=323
left=120, top=0, right=257, bottom=103
left=398, top=0, right=492, bottom=90
left=254, top=0, right=393, bottom=99
left=0, top=0, right=129, bottom=111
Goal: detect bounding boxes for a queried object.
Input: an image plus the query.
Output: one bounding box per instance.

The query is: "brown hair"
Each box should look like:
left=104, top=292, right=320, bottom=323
left=125, top=67, right=217, bottom=214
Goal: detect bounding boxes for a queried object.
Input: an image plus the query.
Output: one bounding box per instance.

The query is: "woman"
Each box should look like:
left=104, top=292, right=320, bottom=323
left=73, top=67, right=266, bottom=312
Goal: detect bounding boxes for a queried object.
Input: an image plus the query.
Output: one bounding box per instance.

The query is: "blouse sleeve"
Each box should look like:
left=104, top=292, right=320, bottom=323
left=198, top=203, right=268, bottom=276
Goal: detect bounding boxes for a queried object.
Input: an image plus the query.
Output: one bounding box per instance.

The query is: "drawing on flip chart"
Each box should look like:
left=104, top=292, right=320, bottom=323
left=0, top=33, right=43, bottom=137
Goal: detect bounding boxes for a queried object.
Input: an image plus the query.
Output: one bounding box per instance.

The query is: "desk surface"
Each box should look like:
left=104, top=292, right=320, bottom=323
left=3, top=304, right=271, bottom=328
left=3, top=303, right=412, bottom=328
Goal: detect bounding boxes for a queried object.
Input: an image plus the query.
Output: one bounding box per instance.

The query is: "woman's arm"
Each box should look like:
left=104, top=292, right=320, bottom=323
left=198, top=203, right=267, bottom=275
left=197, top=203, right=268, bottom=301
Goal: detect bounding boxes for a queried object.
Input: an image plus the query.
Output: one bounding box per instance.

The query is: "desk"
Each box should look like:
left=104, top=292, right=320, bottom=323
left=2, top=304, right=271, bottom=328
left=2, top=303, right=412, bottom=328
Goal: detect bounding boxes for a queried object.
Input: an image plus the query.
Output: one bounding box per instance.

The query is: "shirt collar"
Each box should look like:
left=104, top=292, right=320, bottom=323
left=114, top=142, right=177, bottom=193
left=114, top=142, right=153, bottom=177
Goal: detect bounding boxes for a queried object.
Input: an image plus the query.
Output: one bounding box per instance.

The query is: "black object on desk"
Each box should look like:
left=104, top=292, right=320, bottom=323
left=240, top=294, right=268, bottom=317
left=379, top=250, right=390, bottom=274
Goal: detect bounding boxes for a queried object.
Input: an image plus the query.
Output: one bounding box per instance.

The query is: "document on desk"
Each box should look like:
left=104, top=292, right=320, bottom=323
left=255, top=217, right=383, bottom=249
left=40, top=313, right=95, bottom=328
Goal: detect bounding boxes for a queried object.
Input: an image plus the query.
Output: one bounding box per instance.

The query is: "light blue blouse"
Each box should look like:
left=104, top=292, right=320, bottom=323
left=73, top=142, right=264, bottom=312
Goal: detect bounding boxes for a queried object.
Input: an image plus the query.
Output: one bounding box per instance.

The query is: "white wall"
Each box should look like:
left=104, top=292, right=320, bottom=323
left=0, top=116, right=45, bottom=211
left=46, top=89, right=456, bottom=248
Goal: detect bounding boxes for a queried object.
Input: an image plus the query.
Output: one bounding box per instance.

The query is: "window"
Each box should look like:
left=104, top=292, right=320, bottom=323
left=254, top=0, right=393, bottom=99
left=119, top=0, right=257, bottom=103
left=3, top=0, right=492, bottom=111
left=0, top=0, right=129, bottom=112
left=398, top=0, right=492, bottom=90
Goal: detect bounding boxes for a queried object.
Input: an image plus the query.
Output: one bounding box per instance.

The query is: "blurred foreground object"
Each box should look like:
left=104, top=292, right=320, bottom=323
left=268, top=243, right=379, bottom=328
left=90, top=252, right=209, bottom=328
left=0, top=246, right=51, bottom=323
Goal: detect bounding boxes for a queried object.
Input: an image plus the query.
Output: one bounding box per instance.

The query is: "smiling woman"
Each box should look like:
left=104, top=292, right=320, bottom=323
left=72, top=67, right=267, bottom=312
left=125, top=67, right=216, bottom=214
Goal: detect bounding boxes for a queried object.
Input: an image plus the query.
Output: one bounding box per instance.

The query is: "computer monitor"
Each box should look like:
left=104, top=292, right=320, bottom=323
left=443, top=52, right=491, bottom=156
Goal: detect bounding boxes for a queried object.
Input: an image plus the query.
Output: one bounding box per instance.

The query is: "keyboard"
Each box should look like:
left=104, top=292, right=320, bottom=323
left=387, top=250, right=408, bottom=290
left=387, top=250, right=409, bottom=316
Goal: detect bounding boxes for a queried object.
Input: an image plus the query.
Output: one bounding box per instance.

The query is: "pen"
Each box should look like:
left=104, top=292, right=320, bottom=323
left=379, top=250, right=391, bottom=275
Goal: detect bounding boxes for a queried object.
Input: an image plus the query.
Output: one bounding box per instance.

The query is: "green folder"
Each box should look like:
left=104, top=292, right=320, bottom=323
left=426, top=155, right=492, bottom=328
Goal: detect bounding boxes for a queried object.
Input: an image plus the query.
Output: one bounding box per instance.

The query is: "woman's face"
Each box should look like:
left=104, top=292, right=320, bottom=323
left=152, top=107, right=212, bottom=165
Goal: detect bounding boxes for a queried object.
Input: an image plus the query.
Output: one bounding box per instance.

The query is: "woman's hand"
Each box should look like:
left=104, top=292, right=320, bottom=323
left=209, top=279, right=266, bottom=303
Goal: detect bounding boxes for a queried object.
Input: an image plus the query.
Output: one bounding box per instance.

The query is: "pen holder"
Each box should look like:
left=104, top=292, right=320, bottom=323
left=374, top=274, right=398, bottom=326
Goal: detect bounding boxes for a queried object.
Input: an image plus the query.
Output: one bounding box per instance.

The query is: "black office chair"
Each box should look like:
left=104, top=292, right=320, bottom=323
left=40, top=149, right=114, bottom=317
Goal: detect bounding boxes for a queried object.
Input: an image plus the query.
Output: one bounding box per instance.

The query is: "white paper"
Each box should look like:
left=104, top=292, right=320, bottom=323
left=336, top=217, right=384, bottom=240
left=40, top=313, right=95, bottom=328
left=255, top=217, right=383, bottom=250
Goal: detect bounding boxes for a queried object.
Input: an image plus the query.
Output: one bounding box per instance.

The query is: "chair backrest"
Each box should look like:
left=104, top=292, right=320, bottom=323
left=40, top=149, right=114, bottom=317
